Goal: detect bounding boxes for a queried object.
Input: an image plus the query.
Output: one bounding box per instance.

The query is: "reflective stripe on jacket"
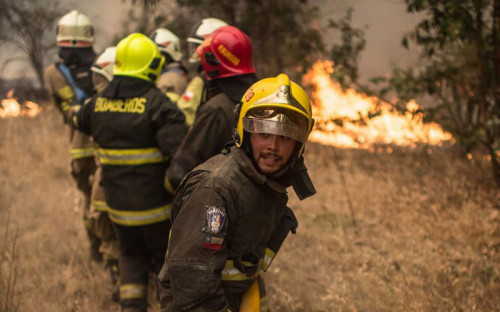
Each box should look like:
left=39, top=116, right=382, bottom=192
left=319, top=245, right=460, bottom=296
left=221, top=260, right=261, bottom=281
left=108, top=204, right=171, bottom=226
left=75, top=76, right=187, bottom=218
left=97, top=147, right=168, bottom=165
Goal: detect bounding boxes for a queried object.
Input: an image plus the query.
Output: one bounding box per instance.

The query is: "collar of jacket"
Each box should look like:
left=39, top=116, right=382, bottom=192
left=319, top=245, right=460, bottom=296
left=214, top=73, right=258, bottom=103
left=230, top=146, right=287, bottom=194
left=102, top=76, right=155, bottom=98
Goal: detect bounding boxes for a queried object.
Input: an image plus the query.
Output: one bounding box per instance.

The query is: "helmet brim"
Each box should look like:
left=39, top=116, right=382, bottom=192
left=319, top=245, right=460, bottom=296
left=243, top=117, right=309, bottom=143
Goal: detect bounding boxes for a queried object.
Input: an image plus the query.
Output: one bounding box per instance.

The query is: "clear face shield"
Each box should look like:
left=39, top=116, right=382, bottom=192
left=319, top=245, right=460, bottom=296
left=243, top=108, right=310, bottom=143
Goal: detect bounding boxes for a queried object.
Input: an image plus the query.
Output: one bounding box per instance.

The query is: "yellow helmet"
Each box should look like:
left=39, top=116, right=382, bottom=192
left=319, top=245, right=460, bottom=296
left=236, top=74, right=314, bottom=157
left=113, top=33, right=165, bottom=83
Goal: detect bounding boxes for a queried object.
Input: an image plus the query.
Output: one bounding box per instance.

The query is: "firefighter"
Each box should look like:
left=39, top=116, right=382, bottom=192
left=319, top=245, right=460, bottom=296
left=72, top=33, right=188, bottom=312
left=176, top=17, right=228, bottom=127
left=164, top=25, right=257, bottom=194
left=150, top=27, right=189, bottom=101
left=158, top=73, right=317, bottom=311
left=43, top=10, right=100, bottom=262
left=89, top=46, right=120, bottom=302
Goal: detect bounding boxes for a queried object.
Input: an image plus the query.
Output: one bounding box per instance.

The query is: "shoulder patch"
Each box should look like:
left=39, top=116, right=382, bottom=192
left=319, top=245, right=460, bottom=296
left=203, top=205, right=226, bottom=234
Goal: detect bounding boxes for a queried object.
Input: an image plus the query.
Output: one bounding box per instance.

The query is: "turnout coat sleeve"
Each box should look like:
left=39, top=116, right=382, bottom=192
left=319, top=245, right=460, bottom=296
left=159, top=178, right=232, bottom=312
left=73, top=96, right=95, bottom=136
left=151, top=99, right=188, bottom=159
left=44, top=64, right=76, bottom=123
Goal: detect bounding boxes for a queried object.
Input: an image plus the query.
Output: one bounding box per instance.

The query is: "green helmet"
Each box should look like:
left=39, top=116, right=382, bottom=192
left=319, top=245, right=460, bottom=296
left=113, top=33, right=165, bottom=83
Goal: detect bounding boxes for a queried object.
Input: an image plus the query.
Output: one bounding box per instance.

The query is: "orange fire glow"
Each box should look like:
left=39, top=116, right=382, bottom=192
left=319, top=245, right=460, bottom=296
left=0, top=90, right=42, bottom=118
left=302, top=61, right=454, bottom=148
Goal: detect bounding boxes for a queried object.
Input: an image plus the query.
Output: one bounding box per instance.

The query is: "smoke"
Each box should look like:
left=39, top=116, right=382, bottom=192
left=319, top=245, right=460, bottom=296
left=67, top=0, right=132, bottom=52
left=311, top=0, right=423, bottom=83
left=1, top=0, right=422, bottom=84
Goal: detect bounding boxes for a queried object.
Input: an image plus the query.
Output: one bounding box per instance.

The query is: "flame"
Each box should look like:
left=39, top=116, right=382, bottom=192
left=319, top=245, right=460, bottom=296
left=302, top=61, right=453, bottom=148
left=0, top=90, right=42, bottom=118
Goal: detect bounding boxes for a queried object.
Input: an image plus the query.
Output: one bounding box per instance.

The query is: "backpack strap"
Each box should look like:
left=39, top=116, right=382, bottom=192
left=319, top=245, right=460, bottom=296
left=56, top=63, right=89, bottom=104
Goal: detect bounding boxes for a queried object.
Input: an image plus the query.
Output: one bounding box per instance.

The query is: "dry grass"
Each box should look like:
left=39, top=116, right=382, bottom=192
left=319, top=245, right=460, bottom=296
left=1, top=107, right=499, bottom=311
left=1, top=215, right=20, bottom=312
left=0, top=107, right=116, bottom=312
left=267, top=143, right=500, bottom=311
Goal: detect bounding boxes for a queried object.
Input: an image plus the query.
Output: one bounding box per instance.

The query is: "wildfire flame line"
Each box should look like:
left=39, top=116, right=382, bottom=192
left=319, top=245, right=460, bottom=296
left=303, top=61, right=453, bottom=149
left=0, top=90, right=42, bottom=119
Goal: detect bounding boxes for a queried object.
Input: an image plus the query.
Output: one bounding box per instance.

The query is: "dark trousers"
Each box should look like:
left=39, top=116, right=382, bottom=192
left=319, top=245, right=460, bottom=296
left=113, top=220, right=171, bottom=311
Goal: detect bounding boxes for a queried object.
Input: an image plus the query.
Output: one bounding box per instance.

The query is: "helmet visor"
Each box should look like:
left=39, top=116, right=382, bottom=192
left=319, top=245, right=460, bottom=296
left=243, top=108, right=310, bottom=143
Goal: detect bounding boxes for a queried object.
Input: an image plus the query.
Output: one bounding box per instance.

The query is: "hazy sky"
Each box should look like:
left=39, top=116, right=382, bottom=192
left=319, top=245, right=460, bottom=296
left=1, top=0, right=423, bottom=84
left=312, top=0, right=423, bottom=82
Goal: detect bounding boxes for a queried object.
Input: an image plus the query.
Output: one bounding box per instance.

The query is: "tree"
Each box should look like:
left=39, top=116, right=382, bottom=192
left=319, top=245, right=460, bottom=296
left=370, top=0, right=500, bottom=183
left=0, top=0, right=62, bottom=91
left=119, top=0, right=325, bottom=80
left=170, top=0, right=325, bottom=80
left=327, top=7, right=366, bottom=89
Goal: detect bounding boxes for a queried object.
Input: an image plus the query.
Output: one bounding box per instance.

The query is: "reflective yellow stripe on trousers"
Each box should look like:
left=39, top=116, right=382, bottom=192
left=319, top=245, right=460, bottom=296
left=97, top=147, right=167, bottom=165
left=221, top=260, right=261, bottom=281
left=108, top=204, right=171, bottom=226
left=120, top=284, right=146, bottom=300
left=70, top=147, right=95, bottom=159
left=91, top=200, right=109, bottom=212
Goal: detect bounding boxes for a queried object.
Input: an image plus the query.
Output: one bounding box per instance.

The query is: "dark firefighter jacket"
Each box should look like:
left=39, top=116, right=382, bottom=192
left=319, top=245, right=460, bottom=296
left=74, top=76, right=188, bottom=226
left=164, top=74, right=257, bottom=193
left=158, top=146, right=298, bottom=311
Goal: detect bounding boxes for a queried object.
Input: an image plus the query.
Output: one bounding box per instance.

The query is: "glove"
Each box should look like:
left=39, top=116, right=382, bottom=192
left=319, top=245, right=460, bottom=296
left=266, top=206, right=299, bottom=253
left=290, top=156, right=316, bottom=200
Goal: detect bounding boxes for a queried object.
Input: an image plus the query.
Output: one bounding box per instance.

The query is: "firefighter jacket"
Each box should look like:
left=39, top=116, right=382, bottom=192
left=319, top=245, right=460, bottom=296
left=164, top=74, right=257, bottom=193
left=158, top=146, right=298, bottom=311
left=176, top=75, right=207, bottom=127
left=74, top=76, right=188, bottom=226
left=157, top=63, right=189, bottom=97
left=44, top=60, right=96, bottom=160
left=44, top=50, right=95, bottom=124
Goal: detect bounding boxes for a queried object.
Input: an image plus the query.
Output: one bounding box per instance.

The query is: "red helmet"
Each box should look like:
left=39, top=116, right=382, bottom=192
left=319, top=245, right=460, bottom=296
left=197, top=25, right=255, bottom=80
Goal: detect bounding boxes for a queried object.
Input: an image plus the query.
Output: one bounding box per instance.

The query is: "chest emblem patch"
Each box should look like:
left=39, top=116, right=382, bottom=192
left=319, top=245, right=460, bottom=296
left=204, top=205, right=226, bottom=234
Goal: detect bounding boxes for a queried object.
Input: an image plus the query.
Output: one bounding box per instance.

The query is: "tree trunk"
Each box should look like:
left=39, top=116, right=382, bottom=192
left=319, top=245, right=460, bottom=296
left=494, top=0, right=500, bottom=104
left=491, top=0, right=500, bottom=184
left=473, top=0, right=487, bottom=123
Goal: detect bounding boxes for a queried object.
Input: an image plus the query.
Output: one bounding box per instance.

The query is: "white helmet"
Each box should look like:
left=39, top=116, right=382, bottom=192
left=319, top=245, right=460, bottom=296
left=150, top=28, right=183, bottom=62
left=187, top=18, right=228, bottom=45
left=187, top=18, right=228, bottom=63
left=91, top=46, right=116, bottom=82
left=56, top=10, right=94, bottom=48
